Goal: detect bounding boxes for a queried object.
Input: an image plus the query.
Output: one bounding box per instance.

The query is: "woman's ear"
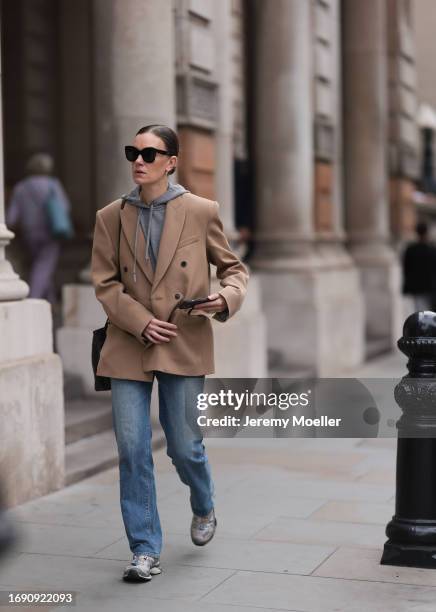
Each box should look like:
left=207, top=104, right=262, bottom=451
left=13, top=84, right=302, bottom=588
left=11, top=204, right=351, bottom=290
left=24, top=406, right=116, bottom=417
left=167, top=156, right=177, bottom=175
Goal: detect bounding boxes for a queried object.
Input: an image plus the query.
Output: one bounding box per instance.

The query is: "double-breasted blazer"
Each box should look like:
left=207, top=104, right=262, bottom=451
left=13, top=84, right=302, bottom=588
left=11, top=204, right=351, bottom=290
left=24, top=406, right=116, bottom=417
left=91, top=191, right=249, bottom=382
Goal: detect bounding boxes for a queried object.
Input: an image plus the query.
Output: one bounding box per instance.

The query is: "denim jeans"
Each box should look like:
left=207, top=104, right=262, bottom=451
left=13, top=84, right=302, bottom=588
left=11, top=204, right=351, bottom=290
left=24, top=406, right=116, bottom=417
left=110, top=371, right=215, bottom=557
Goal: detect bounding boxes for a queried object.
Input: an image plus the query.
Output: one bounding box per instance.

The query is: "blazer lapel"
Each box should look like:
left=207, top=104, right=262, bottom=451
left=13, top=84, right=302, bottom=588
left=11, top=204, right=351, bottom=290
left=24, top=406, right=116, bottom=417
left=120, top=202, right=154, bottom=285
left=152, top=195, right=186, bottom=292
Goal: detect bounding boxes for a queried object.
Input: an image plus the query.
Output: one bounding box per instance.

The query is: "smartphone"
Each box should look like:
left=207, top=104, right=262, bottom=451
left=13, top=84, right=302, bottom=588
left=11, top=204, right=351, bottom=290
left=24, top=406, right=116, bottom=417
left=178, top=297, right=211, bottom=309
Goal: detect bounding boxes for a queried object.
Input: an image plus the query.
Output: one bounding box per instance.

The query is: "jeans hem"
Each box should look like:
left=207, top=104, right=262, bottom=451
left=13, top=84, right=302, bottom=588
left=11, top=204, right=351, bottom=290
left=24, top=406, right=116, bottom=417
left=192, top=505, right=214, bottom=518
left=131, top=550, right=160, bottom=558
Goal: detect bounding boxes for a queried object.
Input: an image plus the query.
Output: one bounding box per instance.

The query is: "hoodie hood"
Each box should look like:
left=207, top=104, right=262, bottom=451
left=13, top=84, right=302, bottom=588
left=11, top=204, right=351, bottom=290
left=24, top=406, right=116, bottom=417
left=121, top=182, right=189, bottom=282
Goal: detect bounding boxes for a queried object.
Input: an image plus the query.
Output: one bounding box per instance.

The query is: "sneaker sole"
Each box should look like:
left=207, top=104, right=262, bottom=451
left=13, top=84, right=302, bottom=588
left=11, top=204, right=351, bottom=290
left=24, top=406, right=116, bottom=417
left=123, top=566, right=161, bottom=582
left=191, top=518, right=217, bottom=546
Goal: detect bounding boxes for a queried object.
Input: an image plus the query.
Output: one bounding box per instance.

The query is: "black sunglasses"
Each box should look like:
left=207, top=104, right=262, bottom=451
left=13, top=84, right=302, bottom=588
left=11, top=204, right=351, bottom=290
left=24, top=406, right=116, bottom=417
left=125, top=146, right=171, bottom=163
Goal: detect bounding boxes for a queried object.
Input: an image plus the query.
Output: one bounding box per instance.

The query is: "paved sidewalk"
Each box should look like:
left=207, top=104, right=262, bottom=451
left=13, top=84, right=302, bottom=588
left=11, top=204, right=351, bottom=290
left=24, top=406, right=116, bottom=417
left=341, top=348, right=408, bottom=379
left=2, top=351, right=436, bottom=612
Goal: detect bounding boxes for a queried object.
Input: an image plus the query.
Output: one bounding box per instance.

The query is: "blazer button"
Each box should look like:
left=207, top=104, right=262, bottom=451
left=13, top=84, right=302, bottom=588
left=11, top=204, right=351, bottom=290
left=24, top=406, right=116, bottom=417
left=175, top=293, right=181, bottom=299
left=123, top=266, right=128, bottom=272
left=181, top=260, right=187, bottom=267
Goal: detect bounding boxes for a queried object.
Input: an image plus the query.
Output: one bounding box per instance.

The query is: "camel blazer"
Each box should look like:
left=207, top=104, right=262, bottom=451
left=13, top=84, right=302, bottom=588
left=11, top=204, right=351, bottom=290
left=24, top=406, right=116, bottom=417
left=91, top=191, right=249, bottom=382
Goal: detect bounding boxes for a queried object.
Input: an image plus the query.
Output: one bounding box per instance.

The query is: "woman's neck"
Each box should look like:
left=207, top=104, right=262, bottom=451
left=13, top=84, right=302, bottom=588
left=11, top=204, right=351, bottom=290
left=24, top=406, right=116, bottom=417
left=139, top=178, right=169, bottom=205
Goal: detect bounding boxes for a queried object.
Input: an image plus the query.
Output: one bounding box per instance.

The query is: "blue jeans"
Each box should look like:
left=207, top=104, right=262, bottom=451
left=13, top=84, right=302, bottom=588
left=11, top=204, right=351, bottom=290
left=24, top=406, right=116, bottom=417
left=110, top=371, right=215, bottom=557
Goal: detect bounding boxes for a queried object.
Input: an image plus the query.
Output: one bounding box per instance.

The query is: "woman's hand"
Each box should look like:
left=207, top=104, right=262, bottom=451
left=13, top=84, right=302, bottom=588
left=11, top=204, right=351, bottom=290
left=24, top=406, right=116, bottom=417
left=192, top=293, right=227, bottom=314
left=142, top=318, right=178, bottom=344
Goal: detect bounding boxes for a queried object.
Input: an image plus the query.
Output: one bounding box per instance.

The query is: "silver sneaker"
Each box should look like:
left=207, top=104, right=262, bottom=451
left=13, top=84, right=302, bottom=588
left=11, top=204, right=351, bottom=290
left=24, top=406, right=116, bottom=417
left=191, top=508, right=217, bottom=546
left=123, top=554, right=161, bottom=582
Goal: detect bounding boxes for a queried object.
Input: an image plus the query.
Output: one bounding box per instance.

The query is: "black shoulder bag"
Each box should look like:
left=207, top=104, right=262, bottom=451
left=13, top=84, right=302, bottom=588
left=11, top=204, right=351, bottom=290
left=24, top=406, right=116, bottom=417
left=92, top=198, right=126, bottom=391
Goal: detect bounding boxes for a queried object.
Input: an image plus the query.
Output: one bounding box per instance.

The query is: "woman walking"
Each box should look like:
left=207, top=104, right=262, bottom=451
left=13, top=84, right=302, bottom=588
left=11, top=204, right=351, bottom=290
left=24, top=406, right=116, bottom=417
left=91, top=124, right=249, bottom=582
left=6, top=153, right=72, bottom=304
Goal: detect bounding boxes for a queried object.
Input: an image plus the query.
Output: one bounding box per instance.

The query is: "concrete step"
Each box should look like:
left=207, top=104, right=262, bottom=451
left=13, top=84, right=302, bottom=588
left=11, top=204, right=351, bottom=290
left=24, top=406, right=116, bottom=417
left=65, top=423, right=166, bottom=486
left=64, top=387, right=165, bottom=486
left=65, top=430, right=118, bottom=486
left=65, top=398, right=113, bottom=444
left=65, top=396, right=117, bottom=484
left=63, top=372, right=86, bottom=402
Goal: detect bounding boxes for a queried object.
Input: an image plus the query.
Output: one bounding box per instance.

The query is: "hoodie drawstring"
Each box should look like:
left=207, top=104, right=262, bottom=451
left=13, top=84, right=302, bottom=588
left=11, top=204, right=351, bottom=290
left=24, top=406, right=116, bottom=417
left=133, top=207, right=142, bottom=283
left=145, top=203, right=153, bottom=264
left=132, top=203, right=154, bottom=283
left=124, top=183, right=189, bottom=283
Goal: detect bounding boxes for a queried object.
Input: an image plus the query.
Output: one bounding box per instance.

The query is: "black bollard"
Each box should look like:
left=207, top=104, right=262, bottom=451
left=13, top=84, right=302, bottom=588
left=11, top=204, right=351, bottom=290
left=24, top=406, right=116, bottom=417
left=381, top=310, right=436, bottom=568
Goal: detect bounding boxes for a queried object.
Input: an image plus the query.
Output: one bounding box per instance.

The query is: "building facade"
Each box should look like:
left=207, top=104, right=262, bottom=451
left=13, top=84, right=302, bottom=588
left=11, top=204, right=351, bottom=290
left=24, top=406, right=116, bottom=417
left=0, top=0, right=426, bottom=501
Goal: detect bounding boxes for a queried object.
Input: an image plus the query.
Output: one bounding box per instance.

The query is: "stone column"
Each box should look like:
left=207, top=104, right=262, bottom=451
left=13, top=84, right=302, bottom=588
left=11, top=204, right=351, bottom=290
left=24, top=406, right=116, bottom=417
left=93, top=0, right=176, bottom=206
left=0, top=45, right=28, bottom=301
left=342, top=0, right=402, bottom=350
left=386, top=0, right=419, bottom=243
left=253, top=0, right=315, bottom=268
left=0, top=38, right=64, bottom=506
left=213, top=0, right=235, bottom=235
left=57, top=0, right=176, bottom=394
left=250, top=0, right=364, bottom=375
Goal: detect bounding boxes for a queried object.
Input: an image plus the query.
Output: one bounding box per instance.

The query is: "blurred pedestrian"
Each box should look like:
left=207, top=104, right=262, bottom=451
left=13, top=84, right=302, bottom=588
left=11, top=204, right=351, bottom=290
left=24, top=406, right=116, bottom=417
left=6, top=153, right=73, bottom=304
left=402, top=221, right=436, bottom=311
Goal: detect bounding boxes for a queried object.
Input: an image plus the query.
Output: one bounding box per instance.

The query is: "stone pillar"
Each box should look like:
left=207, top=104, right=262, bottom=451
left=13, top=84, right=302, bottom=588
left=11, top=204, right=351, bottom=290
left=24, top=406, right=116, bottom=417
left=343, top=0, right=402, bottom=352
left=387, top=0, right=419, bottom=245
left=387, top=0, right=419, bottom=323
left=253, top=0, right=314, bottom=268
left=214, top=0, right=235, bottom=235
left=0, top=45, right=28, bottom=301
left=0, top=40, right=64, bottom=506
left=93, top=0, right=176, bottom=206
left=250, top=0, right=364, bottom=375
left=57, top=0, right=177, bottom=394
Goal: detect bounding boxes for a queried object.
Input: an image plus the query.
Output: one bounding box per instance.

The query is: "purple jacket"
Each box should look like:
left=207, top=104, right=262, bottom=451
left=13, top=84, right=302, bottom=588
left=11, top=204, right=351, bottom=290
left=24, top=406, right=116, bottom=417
left=6, top=175, right=71, bottom=245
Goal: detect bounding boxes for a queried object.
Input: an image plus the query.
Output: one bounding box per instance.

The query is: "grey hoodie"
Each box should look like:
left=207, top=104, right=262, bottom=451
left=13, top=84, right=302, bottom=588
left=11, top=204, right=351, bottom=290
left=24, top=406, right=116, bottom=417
left=122, top=181, right=189, bottom=282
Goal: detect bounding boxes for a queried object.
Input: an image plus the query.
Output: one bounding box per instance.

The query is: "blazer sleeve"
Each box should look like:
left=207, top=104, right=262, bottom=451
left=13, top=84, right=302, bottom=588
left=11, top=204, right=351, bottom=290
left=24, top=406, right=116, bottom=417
left=206, top=201, right=249, bottom=322
left=91, top=210, right=155, bottom=345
